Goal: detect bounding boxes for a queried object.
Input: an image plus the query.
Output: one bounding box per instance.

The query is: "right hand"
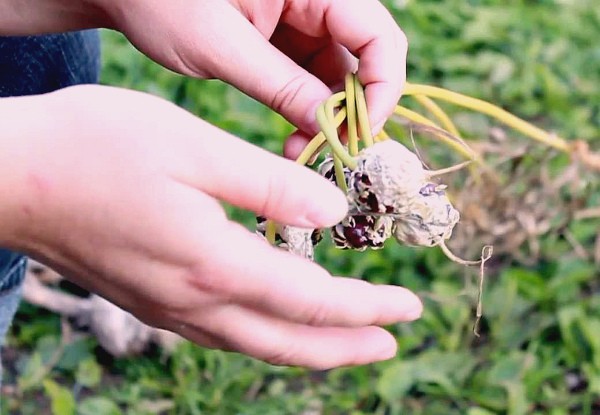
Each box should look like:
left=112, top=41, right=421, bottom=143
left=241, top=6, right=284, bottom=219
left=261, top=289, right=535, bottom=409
left=2, top=0, right=407, bottom=162
left=109, top=0, right=407, bottom=159
left=2, top=85, right=422, bottom=369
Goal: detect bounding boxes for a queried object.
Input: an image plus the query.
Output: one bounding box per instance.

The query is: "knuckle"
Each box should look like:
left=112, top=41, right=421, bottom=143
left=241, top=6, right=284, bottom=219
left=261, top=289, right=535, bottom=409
left=182, top=226, right=239, bottom=296
left=260, top=337, right=340, bottom=370
left=261, top=172, right=292, bottom=218
left=262, top=341, right=299, bottom=367
left=184, top=260, right=231, bottom=297
left=396, top=27, right=409, bottom=50
left=262, top=342, right=336, bottom=370
left=269, top=73, right=311, bottom=115
left=185, top=258, right=216, bottom=289
left=303, top=299, right=332, bottom=327
left=172, top=41, right=215, bottom=79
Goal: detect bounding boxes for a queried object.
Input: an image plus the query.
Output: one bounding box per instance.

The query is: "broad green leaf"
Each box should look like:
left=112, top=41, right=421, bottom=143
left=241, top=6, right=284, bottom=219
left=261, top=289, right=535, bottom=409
left=79, top=397, right=123, bottom=415
left=505, top=382, right=528, bottom=415
left=75, top=357, right=102, bottom=388
left=42, top=379, right=75, bottom=415
left=58, top=338, right=94, bottom=371
left=17, top=352, right=43, bottom=391
left=487, top=352, right=533, bottom=384
left=467, top=408, right=497, bottom=415
left=376, top=361, right=414, bottom=402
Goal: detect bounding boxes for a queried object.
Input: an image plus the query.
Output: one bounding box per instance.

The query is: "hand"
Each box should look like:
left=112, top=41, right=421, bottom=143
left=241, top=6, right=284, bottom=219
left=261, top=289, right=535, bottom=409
left=110, top=0, right=408, bottom=158
left=2, top=0, right=407, bottom=158
left=2, top=85, right=422, bottom=369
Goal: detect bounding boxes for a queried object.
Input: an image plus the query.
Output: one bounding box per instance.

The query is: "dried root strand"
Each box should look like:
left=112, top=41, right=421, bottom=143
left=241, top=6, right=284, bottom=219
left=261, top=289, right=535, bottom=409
left=571, top=140, right=600, bottom=172
left=440, top=243, right=494, bottom=337
left=474, top=245, right=494, bottom=337
left=428, top=160, right=472, bottom=177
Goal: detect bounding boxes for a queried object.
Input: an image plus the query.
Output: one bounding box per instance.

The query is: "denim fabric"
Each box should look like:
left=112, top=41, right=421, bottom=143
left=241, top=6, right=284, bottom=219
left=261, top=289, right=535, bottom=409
left=0, top=30, right=101, bottom=97
left=0, top=31, right=101, bottom=378
left=0, top=251, right=26, bottom=343
left=0, top=255, right=26, bottom=383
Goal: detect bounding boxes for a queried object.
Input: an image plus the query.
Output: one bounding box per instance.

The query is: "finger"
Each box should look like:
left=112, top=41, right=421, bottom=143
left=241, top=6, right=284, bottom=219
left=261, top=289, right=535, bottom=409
left=270, top=24, right=358, bottom=87
left=184, top=120, right=347, bottom=228
left=283, top=130, right=313, bottom=160
left=282, top=0, right=408, bottom=133
left=179, top=305, right=398, bottom=369
left=180, top=2, right=337, bottom=134
left=67, top=86, right=347, bottom=230
left=97, top=183, right=420, bottom=330
left=190, top=220, right=423, bottom=328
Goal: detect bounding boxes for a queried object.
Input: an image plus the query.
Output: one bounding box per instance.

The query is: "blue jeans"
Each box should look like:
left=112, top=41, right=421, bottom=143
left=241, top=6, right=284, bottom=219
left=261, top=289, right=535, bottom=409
left=0, top=31, right=101, bottom=367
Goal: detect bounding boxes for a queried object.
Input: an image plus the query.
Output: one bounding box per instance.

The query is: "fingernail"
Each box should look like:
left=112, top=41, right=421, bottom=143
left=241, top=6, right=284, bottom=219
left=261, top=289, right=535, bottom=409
left=404, top=299, right=423, bottom=321
left=378, top=339, right=397, bottom=361
left=305, top=185, right=348, bottom=227
left=389, top=289, right=423, bottom=321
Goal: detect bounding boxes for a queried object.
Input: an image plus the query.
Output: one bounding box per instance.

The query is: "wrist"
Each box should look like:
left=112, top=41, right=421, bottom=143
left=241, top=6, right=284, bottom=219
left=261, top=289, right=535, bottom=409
left=0, top=0, right=115, bottom=35
left=0, top=93, right=68, bottom=250
left=91, top=0, right=131, bottom=31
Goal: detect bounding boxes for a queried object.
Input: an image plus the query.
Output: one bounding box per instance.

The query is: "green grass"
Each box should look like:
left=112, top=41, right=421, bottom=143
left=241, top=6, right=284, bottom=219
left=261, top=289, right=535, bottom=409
left=3, top=1, right=600, bottom=414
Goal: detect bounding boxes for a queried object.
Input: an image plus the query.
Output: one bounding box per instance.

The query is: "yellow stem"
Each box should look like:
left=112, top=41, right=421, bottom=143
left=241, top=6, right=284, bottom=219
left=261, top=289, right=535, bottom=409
left=317, top=102, right=357, bottom=169
left=413, top=94, right=461, bottom=137
left=394, top=105, right=477, bottom=162
left=295, top=108, right=347, bottom=166
left=354, top=75, right=374, bottom=147
left=265, top=220, right=277, bottom=245
left=266, top=94, right=350, bottom=248
left=375, top=129, right=390, bottom=142
left=403, top=83, right=570, bottom=153
left=332, top=152, right=348, bottom=193
left=345, top=74, right=359, bottom=156
left=394, top=105, right=440, bottom=128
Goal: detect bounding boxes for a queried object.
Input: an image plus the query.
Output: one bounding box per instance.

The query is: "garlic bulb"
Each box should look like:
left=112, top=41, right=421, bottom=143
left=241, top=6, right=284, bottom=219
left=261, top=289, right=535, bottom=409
left=321, top=140, right=460, bottom=249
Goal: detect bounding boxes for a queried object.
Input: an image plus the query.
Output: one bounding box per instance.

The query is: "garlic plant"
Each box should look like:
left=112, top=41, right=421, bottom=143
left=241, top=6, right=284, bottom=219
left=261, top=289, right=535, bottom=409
left=257, top=72, right=600, bottom=335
